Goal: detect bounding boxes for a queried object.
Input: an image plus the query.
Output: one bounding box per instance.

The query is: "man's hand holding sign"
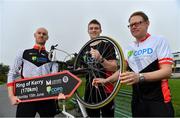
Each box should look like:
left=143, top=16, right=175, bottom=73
left=14, top=71, right=81, bottom=103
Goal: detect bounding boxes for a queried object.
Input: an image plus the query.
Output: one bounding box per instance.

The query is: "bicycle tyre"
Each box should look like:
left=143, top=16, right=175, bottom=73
left=74, top=36, right=125, bottom=109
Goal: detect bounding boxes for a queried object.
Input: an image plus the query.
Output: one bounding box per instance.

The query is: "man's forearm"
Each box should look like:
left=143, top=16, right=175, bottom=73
left=143, top=64, right=172, bottom=82
left=101, top=59, right=117, bottom=71
left=105, top=70, right=119, bottom=83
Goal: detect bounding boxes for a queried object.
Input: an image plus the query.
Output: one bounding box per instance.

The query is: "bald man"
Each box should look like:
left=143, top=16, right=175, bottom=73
left=7, top=27, right=59, bottom=117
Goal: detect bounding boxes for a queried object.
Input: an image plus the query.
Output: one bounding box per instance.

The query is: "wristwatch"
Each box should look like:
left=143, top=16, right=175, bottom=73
left=139, top=73, right=145, bottom=83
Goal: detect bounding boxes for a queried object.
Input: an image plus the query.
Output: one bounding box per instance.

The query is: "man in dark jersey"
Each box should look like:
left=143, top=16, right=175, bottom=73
left=7, top=27, right=65, bottom=117
left=93, top=11, right=174, bottom=117
left=82, top=19, right=117, bottom=117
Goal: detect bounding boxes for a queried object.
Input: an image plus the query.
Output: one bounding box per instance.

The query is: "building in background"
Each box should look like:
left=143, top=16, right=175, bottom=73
left=172, top=52, right=180, bottom=77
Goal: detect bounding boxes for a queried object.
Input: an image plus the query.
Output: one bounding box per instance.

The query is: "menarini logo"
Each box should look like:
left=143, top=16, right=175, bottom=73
left=46, top=79, right=62, bottom=86
left=133, top=48, right=153, bottom=56
left=46, top=80, right=51, bottom=85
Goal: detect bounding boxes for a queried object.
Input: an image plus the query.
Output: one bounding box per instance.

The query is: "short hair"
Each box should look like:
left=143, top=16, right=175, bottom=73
left=88, top=19, right=101, bottom=29
left=128, top=11, right=149, bottom=22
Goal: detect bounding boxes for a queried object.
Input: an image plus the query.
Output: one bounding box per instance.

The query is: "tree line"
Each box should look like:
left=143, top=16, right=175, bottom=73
left=0, top=63, right=9, bottom=84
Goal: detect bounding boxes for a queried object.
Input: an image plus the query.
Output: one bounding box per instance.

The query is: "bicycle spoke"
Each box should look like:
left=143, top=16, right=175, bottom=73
left=74, top=36, right=125, bottom=109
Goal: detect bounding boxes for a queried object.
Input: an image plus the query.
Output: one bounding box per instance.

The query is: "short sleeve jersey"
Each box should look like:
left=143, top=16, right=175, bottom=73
left=125, top=35, right=173, bottom=103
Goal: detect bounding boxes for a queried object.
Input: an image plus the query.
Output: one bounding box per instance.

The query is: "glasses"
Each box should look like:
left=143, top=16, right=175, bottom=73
left=128, top=21, right=145, bottom=28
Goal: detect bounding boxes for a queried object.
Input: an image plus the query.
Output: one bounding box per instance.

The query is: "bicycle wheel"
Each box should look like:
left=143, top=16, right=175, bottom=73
left=74, top=36, right=125, bottom=109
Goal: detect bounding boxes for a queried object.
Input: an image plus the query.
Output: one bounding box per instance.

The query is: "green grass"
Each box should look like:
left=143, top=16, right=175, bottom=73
left=120, top=84, right=132, bottom=91
left=169, top=78, right=180, bottom=116
left=115, top=78, right=180, bottom=117
left=2, top=76, right=179, bottom=116
left=58, top=99, right=75, bottom=110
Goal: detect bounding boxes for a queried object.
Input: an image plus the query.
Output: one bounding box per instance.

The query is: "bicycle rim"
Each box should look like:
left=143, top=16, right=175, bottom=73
left=74, top=36, right=125, bottom=109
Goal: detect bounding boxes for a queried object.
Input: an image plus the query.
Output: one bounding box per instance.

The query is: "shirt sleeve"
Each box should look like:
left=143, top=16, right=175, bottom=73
left=157, top=37, right=173, bottom=65
left=7, top=50, right=24, bottom=86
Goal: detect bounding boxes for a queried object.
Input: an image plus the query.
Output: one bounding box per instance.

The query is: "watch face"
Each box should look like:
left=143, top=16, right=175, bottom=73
left=139, top=74, right=145, bottom=83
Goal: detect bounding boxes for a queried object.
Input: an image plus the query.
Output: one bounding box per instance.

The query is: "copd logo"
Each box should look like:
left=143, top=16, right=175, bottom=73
left=46, top=86, right=63, bottom=94
left=128, top=50, right=134, bottom=58
left=134, top=48, right=153, bottom=56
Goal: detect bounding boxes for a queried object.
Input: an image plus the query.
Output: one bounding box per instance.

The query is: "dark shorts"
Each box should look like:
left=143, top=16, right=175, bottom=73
left=131, top=100, right=174, bottom=117
left=16, top=100, right=57, bottom=117
left=85, top=87, right=115, bottom=117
